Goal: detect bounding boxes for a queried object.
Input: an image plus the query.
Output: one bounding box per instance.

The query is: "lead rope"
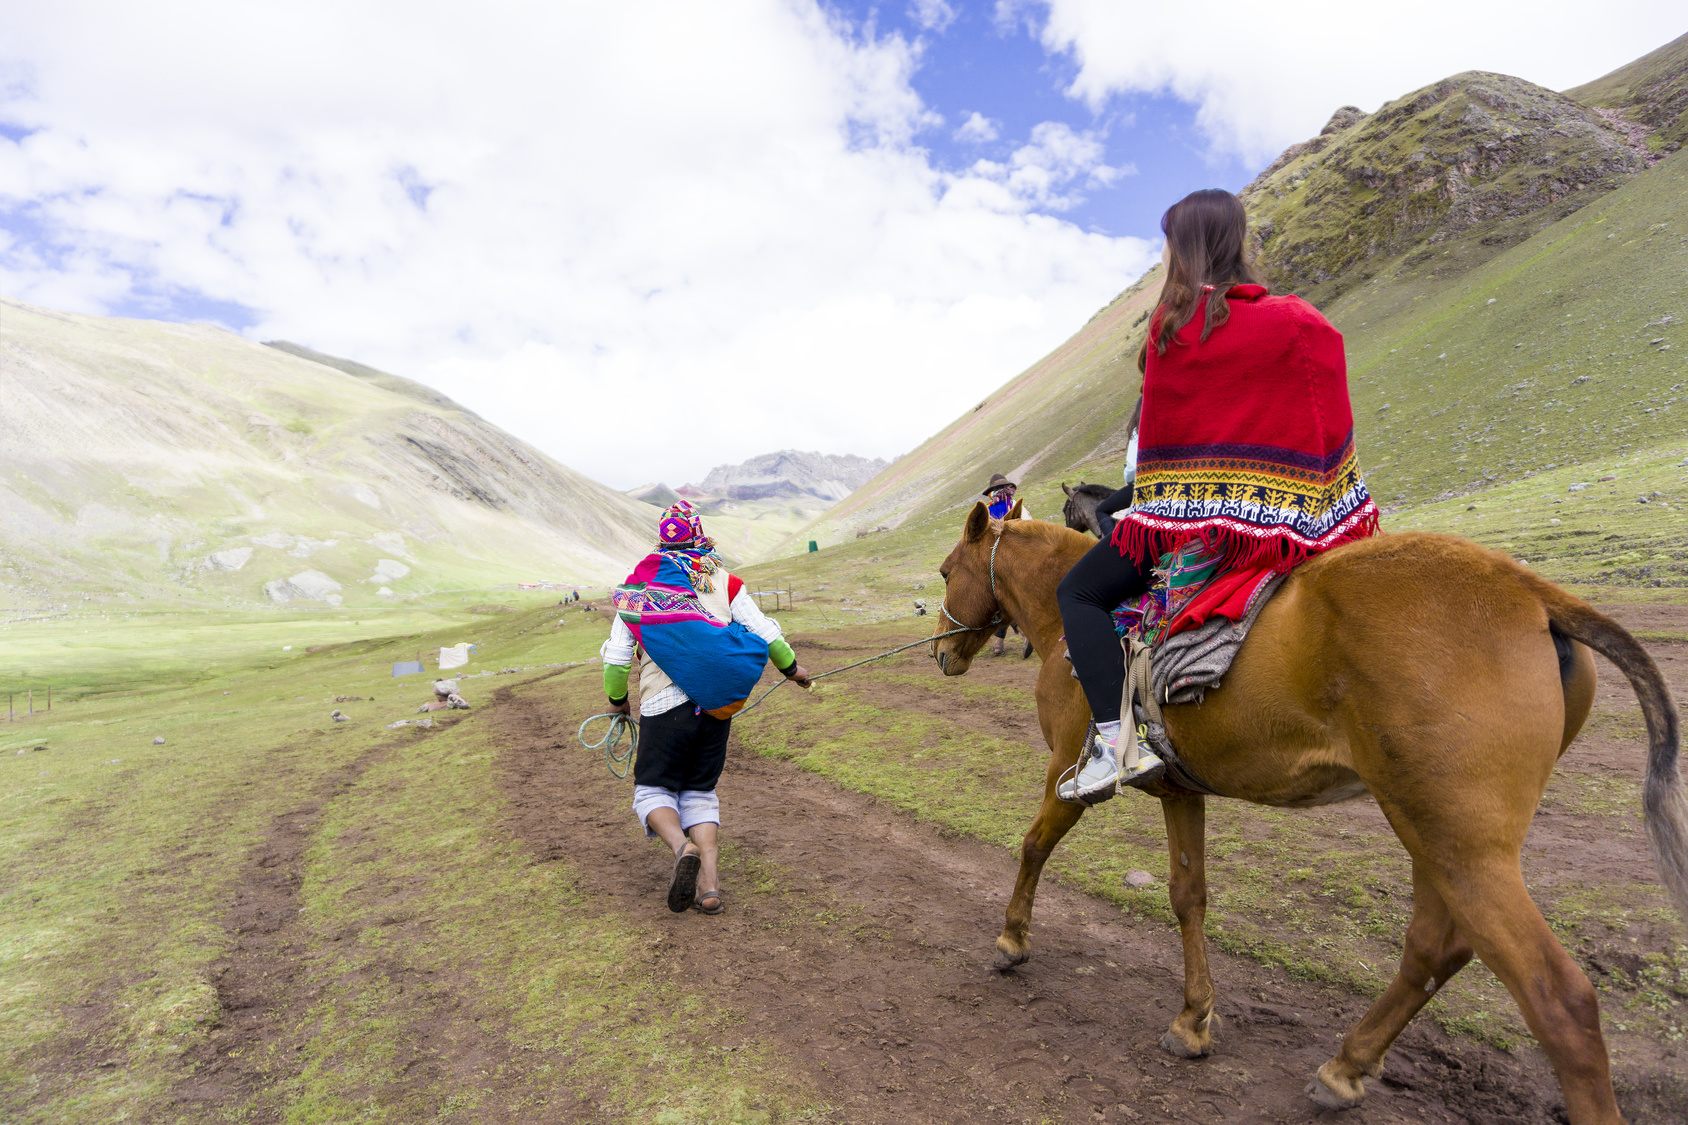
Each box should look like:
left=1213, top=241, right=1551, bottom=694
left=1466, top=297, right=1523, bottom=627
left=579, top=711, right=639, bottom=779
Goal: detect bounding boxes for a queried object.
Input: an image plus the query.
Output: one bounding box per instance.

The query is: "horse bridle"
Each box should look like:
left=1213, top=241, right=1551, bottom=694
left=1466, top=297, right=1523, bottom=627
left=937, top=530, right=1005, bottom=635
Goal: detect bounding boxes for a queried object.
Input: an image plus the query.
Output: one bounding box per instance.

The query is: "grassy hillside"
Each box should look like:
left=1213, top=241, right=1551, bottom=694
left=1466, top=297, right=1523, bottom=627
left=0, top=300, right=662, bottom=609
left=1568, top=30, right=1688, bottom=153
left=1331, top=146, right=1686, bottom=505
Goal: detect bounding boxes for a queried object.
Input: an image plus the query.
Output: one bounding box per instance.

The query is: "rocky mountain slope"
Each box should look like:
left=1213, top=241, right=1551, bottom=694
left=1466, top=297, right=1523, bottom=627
left=686, top=450, right=889, bottom=503
left=0, top=300, right=661, bottom=606
left=1567, top=30, right=1688, bottom=153
left=785, top=33, right=1688, bottom=555
left=626, top=451, right=888, bottom=563
left=1245, top=70, right=1658, bottom=307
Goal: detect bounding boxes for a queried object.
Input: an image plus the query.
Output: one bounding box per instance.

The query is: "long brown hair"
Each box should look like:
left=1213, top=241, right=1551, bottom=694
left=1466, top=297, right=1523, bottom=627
left=1137, top=189, right=1266, bottom=372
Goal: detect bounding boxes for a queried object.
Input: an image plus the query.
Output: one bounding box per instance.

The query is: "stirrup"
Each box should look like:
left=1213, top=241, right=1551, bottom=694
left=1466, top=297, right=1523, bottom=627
left=1058, top=724, right=1164, bottom=804
left=1057, top=724, right=1119, bottom=805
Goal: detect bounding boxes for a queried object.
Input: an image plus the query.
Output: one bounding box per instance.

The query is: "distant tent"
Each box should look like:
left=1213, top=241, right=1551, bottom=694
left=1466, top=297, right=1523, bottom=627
left=392, top=661, right=425, bottom=676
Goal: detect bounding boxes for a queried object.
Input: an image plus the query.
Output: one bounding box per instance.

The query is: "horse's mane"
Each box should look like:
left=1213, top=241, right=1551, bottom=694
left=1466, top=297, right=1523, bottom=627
left=1069, top=482, right=1112, bottom=500
left=1001, top=513, right=1094, bottom=555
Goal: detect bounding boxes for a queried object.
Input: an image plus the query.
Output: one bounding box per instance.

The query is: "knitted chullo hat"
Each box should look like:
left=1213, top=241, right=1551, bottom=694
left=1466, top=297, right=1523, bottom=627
left=657, top=500, right=716, bottom=553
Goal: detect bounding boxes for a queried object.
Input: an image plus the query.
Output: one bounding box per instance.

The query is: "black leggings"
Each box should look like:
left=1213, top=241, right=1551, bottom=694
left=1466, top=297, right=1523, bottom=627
left=1094, top=485, right=1134, bottom=540
left=1056, top=537, right=1156, bottom=724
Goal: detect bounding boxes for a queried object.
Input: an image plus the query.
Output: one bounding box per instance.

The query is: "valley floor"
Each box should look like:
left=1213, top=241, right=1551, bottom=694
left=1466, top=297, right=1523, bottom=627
left=2, top=593, right=1684, bottom=1123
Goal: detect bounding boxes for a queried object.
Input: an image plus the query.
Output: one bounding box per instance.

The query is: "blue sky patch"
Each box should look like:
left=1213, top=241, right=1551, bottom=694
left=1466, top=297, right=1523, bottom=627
left=829, top=1, right=1259, bottom=236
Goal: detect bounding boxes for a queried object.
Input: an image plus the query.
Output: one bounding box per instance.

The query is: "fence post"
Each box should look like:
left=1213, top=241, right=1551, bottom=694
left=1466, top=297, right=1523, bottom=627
left=29, top=688, right=33, bottom=716
left=46, top=685, right=50, bottom=712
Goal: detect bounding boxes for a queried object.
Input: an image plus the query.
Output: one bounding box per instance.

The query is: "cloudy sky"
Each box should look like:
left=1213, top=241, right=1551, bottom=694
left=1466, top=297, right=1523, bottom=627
left=0, top=2, right=1679, bottom=488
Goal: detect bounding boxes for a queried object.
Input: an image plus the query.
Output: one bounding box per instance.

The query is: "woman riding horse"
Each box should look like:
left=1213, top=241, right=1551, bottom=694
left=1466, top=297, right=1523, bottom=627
left=1057, top=189, right=1379, bottom=802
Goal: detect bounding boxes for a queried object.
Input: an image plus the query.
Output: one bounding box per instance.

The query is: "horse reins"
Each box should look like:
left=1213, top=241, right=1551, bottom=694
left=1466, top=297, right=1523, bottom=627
left=937, top=529, right=1006, bottom=637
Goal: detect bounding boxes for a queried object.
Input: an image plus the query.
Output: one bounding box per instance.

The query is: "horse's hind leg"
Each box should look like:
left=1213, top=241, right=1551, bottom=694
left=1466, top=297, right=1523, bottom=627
left=1159, top=793, right=1216, bottom=1058
left=1308, top=859, right=1473, bottom=1108
left=995, top=792, right=1084, bottom=969
left=1435, top=863, right=1620, bottom=1125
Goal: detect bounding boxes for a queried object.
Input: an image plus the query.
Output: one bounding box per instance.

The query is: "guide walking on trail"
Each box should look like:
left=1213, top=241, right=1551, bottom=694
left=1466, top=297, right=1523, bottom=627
left=1056, top=188, right=1379, bottom=802
left=600, top=500, right=811, bottom=914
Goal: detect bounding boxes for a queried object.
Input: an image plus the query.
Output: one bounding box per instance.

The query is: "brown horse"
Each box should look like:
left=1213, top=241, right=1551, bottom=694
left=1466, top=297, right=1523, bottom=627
left=931, top=502, right=1686, bottom=1124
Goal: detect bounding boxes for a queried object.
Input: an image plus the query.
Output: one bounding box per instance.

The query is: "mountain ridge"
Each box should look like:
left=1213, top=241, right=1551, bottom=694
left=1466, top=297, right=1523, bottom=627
left=0, top=300, right=661, bottom=606
left=686, top=449, right=889, bottom=503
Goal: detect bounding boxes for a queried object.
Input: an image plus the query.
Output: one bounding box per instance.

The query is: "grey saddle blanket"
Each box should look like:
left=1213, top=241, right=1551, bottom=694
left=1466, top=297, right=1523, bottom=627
left=1148, top=571, right=1288, bottom=707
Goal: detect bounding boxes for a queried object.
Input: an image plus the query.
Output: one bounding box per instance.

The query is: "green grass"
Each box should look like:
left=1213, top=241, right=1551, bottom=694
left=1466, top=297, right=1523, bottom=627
left=0, top=600, right=817, bottom=1124
left=1385, top=441, right=1688, bottom=587
left=3, top=464, right=1684, bottom=1118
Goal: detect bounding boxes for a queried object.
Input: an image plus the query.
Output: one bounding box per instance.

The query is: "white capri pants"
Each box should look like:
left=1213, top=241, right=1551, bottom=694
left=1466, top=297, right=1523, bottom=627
left=632, top=784, right=720, bottom=837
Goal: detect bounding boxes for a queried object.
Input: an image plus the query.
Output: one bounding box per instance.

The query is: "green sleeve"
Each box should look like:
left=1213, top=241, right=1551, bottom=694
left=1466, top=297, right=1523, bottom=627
left=768, top=637, right=796, bottom=671
left=602, top=663, right=629, bottom=702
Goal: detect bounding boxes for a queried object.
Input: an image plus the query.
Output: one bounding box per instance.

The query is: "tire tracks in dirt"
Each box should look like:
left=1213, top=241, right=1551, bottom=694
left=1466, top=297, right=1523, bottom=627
left=176, top=711, right=607, bottom=1125
left=174, top=742, right=396, bottom=1116
left=496, top=673, right=1574, bottom=1125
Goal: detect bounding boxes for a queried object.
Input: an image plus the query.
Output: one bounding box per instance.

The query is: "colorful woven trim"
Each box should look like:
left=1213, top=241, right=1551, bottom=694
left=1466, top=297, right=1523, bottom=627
left=1111, top=541, right=1223, bottom=647
left=1114, top=428, right=1379, bottom=572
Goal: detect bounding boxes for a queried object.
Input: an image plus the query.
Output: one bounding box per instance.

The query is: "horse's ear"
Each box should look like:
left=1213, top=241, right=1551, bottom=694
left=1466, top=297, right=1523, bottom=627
left=1005, top=498, right=1024, bottom=521
left=964, top=501, right=990, bottom=543
left=1061, top=482, right=1073, bottom=497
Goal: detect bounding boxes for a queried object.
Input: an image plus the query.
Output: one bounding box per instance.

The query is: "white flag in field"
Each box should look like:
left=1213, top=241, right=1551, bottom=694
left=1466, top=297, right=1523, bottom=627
left=438, top=644, right=471, bottom=670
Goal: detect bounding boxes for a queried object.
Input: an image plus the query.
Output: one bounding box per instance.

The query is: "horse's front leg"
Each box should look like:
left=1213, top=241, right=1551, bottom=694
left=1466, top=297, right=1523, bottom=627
left=995, top=734, right=1086, bottom=969
left=1160, top=793, right=1216, bottom=1058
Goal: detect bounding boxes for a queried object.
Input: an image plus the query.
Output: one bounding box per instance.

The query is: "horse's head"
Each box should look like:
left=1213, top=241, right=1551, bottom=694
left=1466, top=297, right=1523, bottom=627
left=930, top=498, right=1020, bottom=675
left=1060, top=481, right=1114, bottom=538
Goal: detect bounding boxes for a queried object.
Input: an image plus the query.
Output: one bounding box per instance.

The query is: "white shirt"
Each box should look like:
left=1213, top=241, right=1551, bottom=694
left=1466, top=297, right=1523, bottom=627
left=600, top=587, right=788, bottom=716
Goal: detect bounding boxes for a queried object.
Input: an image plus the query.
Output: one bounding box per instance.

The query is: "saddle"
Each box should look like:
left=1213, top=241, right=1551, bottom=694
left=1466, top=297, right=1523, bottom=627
left=1106, top=547, right=1290, bottom=798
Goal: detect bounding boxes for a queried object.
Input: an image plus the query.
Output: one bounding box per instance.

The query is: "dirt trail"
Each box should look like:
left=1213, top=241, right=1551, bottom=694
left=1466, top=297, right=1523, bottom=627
left=497, top=673, right=1578, bottom=1125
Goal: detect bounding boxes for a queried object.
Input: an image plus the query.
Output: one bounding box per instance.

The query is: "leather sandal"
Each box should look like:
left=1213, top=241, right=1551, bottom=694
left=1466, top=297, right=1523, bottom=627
left=691, top=888, right=724, bottom=915
left=668, top=845, right=701, bottom=913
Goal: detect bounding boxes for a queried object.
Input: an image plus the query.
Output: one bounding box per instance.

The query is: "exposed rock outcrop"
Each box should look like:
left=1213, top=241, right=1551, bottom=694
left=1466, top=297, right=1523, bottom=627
left=1244, top=72, right=1653, bottom=305
left=686, top=450, right=889, bottom=503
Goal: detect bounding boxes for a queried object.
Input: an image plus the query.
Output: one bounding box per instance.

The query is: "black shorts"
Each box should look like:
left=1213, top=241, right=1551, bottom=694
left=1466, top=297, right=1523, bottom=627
left=633, top=702, right=732, bottom=792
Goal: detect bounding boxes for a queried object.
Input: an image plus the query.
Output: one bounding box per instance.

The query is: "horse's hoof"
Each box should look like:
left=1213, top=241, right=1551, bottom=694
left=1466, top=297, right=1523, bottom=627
left=1159, top=1031, right=1211, bottom=1059
left=992, top=948, right=1030, bottom=971
left=1304, top=1065, right=1365, bottom=1111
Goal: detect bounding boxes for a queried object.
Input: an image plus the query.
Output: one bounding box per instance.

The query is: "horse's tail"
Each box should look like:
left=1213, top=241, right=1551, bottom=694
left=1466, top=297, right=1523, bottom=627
left=1532, top=577, right=1687, bottom=922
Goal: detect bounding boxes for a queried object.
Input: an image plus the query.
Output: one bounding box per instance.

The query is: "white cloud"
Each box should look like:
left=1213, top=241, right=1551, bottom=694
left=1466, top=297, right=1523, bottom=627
left=1029, top=0, right=1687, bottom=163
left=0, top=1, right=1154, bottom=489
left=953, top=111, right=1001, bottom=143
left=959, top=122, right=1132, bottom=212
left=908, top=0, right=958, bottom=33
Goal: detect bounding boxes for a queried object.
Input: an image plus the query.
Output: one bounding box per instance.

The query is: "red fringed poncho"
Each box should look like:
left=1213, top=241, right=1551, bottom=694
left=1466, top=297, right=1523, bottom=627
left=1113, top=284, right=1379, bottom=572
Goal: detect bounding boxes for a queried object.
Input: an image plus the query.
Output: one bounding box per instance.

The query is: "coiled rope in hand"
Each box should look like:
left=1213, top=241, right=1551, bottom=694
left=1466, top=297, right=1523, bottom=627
left=577, top=625, right=978, bottom=775
left=578, top=711, right=639, bottom=779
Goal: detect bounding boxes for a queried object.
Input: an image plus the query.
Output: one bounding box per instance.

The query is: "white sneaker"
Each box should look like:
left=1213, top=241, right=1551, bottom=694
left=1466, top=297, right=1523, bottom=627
left=1058, top=726, right=1164, bottom=804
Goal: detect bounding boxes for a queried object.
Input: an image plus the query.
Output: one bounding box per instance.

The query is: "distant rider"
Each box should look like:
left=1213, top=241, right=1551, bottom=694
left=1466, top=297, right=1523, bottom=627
left=1056, top=189, right=1379, bottom=802
left=601, top=501, right=811, bottom=913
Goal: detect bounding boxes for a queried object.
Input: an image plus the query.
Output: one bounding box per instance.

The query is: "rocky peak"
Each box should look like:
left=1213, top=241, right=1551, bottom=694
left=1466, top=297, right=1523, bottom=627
left=685, top=450, right=889, bottom=503
left=1320, top=106, right=1367, bottom=135
left=1243, top=70, right=1654, bottom=305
